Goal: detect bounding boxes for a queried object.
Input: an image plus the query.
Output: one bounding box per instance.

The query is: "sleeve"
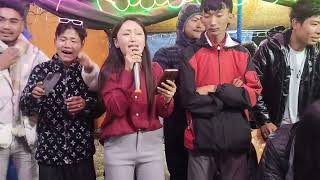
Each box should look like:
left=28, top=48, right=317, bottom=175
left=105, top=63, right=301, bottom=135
left=179, top=58, right=223, bottom=117
left=153, top=47, right=172, bottom=69
left=256, top=140, right=285, bottom=180
left=101, top=70, right=134, bottom=118
left=80, top=90, right=105, bottom=119
left=214, top=52, right=262, bottom=109
left=20, top=64, right=45, bottom=116
left=34, top=48, right=49, bottom=64
left=81, top=62, right=100, bottom=92
left=252, top=43, right=272, bottom=126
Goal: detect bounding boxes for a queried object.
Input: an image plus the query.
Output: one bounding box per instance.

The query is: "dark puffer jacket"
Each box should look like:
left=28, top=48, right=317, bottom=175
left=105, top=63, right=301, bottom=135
left=253, top=29, right=320, bottom=127
left=256, top=124, right=297, bottom=180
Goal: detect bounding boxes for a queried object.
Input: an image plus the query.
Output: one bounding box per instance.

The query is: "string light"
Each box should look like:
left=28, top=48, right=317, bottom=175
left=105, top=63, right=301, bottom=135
left=56, top=0, right=62, bottom=11
left=95, top=0, right=197, bottom=13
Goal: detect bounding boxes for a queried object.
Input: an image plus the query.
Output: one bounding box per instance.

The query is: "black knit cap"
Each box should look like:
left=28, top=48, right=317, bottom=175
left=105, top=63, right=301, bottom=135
left=200, top=0, right=233, bottom=13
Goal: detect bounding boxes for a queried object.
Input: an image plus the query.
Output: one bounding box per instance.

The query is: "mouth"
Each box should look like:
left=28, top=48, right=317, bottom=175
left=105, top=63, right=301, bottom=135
left=193, top=29, right=202, bottom=33
left=208, top=28, right=219, bottom=32
left=61, top=50, right=73, bottom=55
left=0, top=31, right=13, bottom=37
left=128, top=44, right=140, bottom=52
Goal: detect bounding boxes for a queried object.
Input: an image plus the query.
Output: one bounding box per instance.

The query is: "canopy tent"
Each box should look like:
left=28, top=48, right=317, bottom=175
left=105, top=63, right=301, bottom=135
left=31, top=0, right=197, bottom=30
left=29, top=0, right=293, bottom=30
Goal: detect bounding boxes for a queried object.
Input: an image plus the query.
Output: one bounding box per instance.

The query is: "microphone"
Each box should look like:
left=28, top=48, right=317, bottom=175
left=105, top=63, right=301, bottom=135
left=133, top=62, right=141, bottom=93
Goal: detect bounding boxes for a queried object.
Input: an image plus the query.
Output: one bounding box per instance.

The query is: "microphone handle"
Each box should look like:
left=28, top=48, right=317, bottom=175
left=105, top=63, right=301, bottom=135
left=133, top=63, right=141, bottom=93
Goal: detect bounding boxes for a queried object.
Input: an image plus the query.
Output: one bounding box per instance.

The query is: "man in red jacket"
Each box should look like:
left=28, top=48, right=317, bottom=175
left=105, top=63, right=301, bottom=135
left=178, top=0, right=262, bottom=180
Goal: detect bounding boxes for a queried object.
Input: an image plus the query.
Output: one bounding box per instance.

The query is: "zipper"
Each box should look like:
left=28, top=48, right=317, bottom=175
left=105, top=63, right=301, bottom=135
left=217, top=45, right=221, bottom=84
left=63, top=68, right=71, bottom=164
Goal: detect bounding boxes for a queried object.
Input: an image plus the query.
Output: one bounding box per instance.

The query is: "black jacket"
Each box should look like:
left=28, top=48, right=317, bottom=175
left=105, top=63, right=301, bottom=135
left=256, top=124, right=296, bottom=180
left=253, top=29, right=320, bottom=126
left=20, top=54, right=102, bottom=166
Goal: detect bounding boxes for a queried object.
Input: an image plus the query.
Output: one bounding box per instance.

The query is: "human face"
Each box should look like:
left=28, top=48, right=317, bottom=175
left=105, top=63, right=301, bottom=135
left=0, top=8, right=24, bottom=45
left=184, top=14, right=205, bottom=40
left=113, top=20, right=146, bottom=56
left=201, top=5, right=233, bottom=43
left=292, top=16, right=320, bottom=46
left=55, top=28, right=83, bottom=65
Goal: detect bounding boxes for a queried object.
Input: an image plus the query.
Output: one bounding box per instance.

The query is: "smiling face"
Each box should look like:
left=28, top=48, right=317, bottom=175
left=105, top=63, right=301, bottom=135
left=0, top=7, right=24, bottom=45
left=292, top=15, right=320, bottom=46
left=184, top=14, right=205, bottom=40
left=113, top=20, right=146, bottom=56
left=54, top=28, right=83, bottom=65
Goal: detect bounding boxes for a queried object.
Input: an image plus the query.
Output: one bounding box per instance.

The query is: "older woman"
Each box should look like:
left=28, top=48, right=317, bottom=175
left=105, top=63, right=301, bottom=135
left=20, top=18, right=102, bottom=180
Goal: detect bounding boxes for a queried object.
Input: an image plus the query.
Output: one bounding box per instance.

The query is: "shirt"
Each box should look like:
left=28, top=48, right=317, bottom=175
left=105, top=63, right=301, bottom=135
left=282, top=46, right=306, bottom=124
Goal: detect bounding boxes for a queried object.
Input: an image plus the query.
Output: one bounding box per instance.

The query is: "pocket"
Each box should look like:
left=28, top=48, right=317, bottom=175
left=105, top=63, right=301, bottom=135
left=0, top=124, right=12, bottom=148
left=104, top=136, right=123, bottom=148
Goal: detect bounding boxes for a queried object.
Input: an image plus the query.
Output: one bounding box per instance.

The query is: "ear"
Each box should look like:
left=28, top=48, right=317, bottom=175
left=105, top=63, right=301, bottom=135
left=291, top=18, right=300, bottom=30
left=81, top=40, right=85, bottom=48
left=228, top=13, right=234, bottom=21
left=113, top=38, right=119, bottom=48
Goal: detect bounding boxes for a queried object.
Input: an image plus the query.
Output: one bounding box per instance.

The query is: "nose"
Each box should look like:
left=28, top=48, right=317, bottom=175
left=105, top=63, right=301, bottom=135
left=3, top=20, right=10, bottom=29
left=63, top=40, right=72, bottom=48
left=209, top=16, right=218, bottom=27
left=129, top=34, right=136, bottom=42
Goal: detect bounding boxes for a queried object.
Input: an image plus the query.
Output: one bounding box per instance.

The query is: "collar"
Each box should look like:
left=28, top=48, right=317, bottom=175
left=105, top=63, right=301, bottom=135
left=204, top=32, right=239, bottom=49
left=51, top=54, right=80, bottom=71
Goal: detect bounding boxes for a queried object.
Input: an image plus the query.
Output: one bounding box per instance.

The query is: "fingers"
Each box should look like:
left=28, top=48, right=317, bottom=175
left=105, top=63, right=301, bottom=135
left=160, top=80, right=176, bottom=92
left=32, top=82, right=45, bottom=98
left=233, top=77, right=244, bottom=87
left=261, top=128, right=270, bottom=139
left=66, top=96, right=86, bottom=113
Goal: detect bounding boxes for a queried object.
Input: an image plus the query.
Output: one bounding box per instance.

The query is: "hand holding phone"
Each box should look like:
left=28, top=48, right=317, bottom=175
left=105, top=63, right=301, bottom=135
left=157, top=69, right=178, bottom=103
left=158, top=69, right=178, bottom=87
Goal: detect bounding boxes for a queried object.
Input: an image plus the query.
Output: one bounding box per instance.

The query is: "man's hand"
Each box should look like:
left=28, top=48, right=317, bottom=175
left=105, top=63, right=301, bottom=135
left=78, top=52, right=94, bottom=73
left=260, top=122, right=277, bottom=140
left=0, top=47, right=19, bottom=70
left=233, top=77, right=244, bottom=87
left=196, top=85, right=217, bottom=95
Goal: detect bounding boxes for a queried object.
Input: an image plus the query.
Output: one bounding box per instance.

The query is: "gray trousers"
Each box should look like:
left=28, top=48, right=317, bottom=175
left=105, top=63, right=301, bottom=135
left=104, top=128, right=165, bottom=180
left=0, top=137, right=38, bottom=180
left=188, top=151, right=248, bottom=180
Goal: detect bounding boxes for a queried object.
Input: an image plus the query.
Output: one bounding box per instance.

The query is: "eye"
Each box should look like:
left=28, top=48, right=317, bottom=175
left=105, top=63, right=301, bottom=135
left=10, top=20, right=19, bottom=24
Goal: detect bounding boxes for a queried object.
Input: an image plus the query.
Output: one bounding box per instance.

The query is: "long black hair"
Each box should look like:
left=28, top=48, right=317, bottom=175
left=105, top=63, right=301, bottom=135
left=293, top=100, right=320, bottom=180
left=99, top=16, right=154, bottom=116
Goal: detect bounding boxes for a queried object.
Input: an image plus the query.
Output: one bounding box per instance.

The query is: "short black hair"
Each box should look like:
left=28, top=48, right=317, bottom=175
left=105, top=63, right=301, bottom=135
left=200, top=0, right=233, bottom=13
left=0, top=0, right=26, bottom=19
left=290, top=0, right=320, bottom=23
left=55, top=22, right=87, bottom=42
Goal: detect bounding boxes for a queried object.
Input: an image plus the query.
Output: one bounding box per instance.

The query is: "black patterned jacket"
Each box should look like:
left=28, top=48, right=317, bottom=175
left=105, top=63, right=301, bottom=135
left=20, top=54, right=101, bottom=166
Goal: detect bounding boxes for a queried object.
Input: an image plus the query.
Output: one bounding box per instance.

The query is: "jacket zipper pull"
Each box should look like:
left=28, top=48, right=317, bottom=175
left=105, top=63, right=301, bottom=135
left=217, top=45, right=221, bottom=84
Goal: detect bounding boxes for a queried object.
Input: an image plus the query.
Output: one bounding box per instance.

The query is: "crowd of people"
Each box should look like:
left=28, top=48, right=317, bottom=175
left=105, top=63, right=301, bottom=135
left=0, top=0, right=319, bottom=180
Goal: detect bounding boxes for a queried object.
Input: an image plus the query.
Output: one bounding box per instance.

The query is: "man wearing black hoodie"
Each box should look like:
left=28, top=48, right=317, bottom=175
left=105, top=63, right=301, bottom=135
left=153, top=3, right=204, bottom=180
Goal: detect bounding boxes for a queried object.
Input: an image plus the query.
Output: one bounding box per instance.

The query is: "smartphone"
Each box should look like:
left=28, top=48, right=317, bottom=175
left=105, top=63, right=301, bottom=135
left=43, top=72, right=61, bottom=96
left=158, top=69, right=178, bottom=87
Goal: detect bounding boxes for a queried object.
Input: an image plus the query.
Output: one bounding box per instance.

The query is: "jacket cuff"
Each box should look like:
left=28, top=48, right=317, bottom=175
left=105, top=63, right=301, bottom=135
left=81, top=63, right=100, bottom=91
